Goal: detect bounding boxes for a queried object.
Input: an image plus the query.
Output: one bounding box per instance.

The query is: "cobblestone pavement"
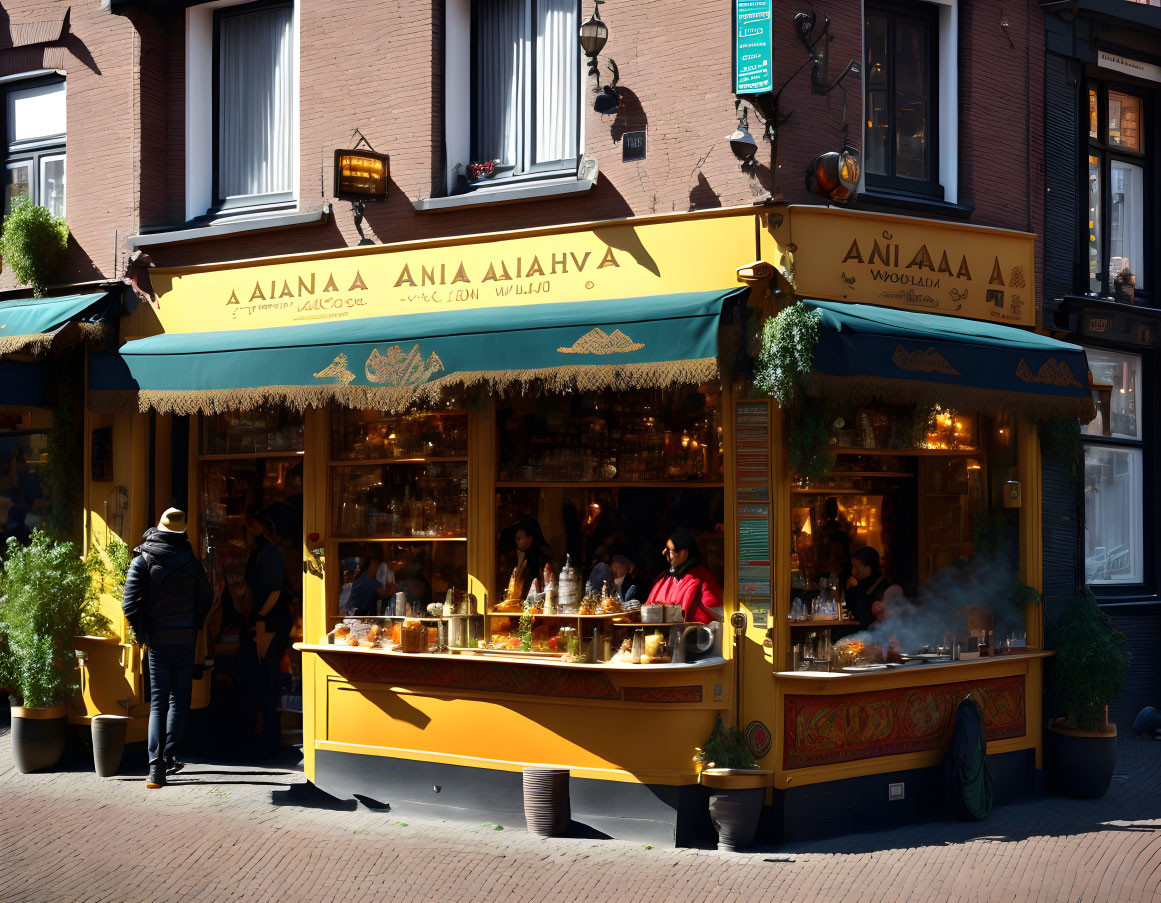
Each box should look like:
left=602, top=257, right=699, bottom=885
left=1, top=714, right=1159, bottom=903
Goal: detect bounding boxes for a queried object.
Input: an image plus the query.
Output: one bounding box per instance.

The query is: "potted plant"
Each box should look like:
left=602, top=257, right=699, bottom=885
left=0, top=531, right=89, bottom=772
left=695, top=715, right=770, bottom=851
left=0, top=195, right=69, bottom=297
left=1047, top=587, right=1131, bottom=798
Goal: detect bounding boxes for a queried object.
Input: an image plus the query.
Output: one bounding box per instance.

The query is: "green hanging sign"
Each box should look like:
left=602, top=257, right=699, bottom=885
left=734, top=0, right=774, bottom=94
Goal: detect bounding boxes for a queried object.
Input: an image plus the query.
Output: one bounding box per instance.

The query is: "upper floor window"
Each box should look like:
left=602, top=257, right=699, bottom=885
left=3, top=77, right=65, bottom=216
left=186, top=0, right=297, bottom=221
left=473, top=0, right=579, bottom=178
left=864, top=0, right=939, bottom=197
left=214, top=1, right=295, bottom=209
left=1086, top=83, right=1148, bottom=297
left=444, top=0, right=581, bottom=195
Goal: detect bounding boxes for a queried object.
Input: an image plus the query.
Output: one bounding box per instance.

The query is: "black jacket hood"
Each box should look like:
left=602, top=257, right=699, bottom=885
left=135, top=527, right=196, bottom=567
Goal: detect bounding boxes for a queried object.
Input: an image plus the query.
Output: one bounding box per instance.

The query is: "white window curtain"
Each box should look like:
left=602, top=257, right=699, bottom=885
left=474, top=0, right=525, bottom=170
left=218, top=4, right=294, bottom=201
left=533, top=0, right=577, bottom=166
left=474, top=0, right=577, bottom=175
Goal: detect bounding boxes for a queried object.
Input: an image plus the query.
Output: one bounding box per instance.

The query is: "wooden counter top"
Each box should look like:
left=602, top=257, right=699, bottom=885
left=294, top=643, right=727, bottom=673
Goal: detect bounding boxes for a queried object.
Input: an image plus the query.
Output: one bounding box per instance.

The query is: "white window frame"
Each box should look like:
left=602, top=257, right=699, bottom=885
left=442, top=0, right=584, bottom=196
left=1082, top=346, right=1146, bottom=587
left=1, top=73, right=66, bottom=216
left=860, top=0, right=957, bottom=203
left=185, top=0, right=300, bottom=222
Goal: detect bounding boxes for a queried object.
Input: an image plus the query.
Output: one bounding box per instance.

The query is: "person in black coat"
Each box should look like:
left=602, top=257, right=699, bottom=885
left=122, top=508, right=212, bottom=789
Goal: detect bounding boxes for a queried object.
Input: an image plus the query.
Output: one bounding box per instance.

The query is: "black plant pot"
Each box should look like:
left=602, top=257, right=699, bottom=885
left=702, top=769, right=770, bottom=851
left=91, top=714, right=130, bottom=777
left=1047, top=719, right=1118, bottom=799
left=10, top=702, right=68, bottom=773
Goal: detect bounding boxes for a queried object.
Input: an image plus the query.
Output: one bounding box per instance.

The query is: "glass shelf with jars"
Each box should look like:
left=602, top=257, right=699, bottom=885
left=200, top=409, right=305, bottom=457
left=497, top=385, right=722, bottom=484
left=331, top=461, right=468, bottom=539
left=332, top=406, right=467, bottom=461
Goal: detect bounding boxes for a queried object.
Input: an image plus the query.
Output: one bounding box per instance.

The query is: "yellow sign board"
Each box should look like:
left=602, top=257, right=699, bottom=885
left=145, top=211, right=760, bottom=334
left=775, top=206, right=1036, bottom=327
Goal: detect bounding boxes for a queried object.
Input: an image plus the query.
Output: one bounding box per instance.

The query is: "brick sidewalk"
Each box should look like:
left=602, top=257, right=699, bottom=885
left=1, top=717, right=1159, bottom=903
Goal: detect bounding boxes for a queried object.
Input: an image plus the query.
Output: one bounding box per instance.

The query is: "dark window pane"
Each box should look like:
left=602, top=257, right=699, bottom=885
left=894, top=17, right=929, bottom=180
left=1087, top=154, right=1102, bottom=293
left=864, top=13, right=889, bottom=176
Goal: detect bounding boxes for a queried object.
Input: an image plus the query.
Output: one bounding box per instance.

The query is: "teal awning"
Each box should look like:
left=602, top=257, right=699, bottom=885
left=0, top=291, right=115, bottom=356
left=802, top=300, right=1096, bottom=420
left=117, top=289, right=745, bottom=414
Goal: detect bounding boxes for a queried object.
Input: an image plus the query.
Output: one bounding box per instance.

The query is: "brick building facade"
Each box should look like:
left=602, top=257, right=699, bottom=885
left=0, top=1, right=1046, bottom=293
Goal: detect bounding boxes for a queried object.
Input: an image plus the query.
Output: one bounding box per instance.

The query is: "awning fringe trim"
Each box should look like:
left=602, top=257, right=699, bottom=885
left=135, top=358, right=720, bottom=415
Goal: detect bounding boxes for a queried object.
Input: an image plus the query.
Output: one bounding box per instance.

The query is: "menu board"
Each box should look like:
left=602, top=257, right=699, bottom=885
left=734, top=0, right=774, bottom=94
left=736, top=402, right=771, bottom=627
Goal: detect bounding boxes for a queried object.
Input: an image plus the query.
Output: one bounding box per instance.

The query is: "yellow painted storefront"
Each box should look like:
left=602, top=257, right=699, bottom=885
left=79, top=205, right=1073, bottom=844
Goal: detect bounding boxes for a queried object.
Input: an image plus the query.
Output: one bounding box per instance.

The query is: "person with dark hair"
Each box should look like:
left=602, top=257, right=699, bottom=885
left=507, top=516, right=551, bottom=600
left=846, top=546, right=892, bottom=630
left=644, top=527, right=723, bottom=624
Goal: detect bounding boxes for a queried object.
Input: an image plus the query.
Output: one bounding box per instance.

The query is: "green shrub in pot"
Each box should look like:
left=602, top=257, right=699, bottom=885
left=0, top=531, right=89, bottom=772
left=1047, top=587, right=1131, bottom=798
left=0, top=196, right=69, bottom=297
left=1053, top=588, right=1130, bottom=732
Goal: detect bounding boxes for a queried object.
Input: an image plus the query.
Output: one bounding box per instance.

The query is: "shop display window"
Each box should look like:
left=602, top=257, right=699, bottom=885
left=328, top=409, right=469, bottom=630
left=491, top=387, right=725, bottom=662
left=331, top=462, right=467, bottom=538
left=788, top=408, right=997, bottom=672
left=497, top=385, right=722, bottom=483
left=0, top=409, right=50, bottom=548
left=200, top=409, right=304, bottom=455
left=332, top=407, right=467, bottom=460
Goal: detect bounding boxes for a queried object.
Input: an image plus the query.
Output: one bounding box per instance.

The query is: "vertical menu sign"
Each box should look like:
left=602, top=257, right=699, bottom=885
left=736, top=402, right=771, bottom=628
left=734, top=0, right=774, bottom=94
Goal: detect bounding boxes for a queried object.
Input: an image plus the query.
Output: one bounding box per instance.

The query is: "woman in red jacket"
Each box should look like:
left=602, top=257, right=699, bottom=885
left=645, top=528, right=724, bottom=624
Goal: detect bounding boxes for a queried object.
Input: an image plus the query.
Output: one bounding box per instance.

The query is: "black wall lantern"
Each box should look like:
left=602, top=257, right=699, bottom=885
left=806, top=145, right=860, bottom=203
left=579, top=0, right=609, bottom=78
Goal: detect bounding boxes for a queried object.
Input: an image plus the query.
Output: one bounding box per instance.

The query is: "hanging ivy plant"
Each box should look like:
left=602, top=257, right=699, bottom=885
left=754, top=302, right=821, bottom=407
left=754, top=302, right=838, bottom=481
left=0, top=196, right=69, bottom=297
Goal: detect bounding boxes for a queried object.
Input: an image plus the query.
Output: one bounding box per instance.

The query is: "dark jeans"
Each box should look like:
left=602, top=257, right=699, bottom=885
left=147, top=643, right=195, bottom=767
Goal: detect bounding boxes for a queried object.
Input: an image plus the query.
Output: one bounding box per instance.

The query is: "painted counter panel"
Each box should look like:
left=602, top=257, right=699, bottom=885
left=783, top=673, right=1025, bottom=769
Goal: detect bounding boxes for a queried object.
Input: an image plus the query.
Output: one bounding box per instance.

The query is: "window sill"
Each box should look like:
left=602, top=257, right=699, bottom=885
left=855, top=188, right=975, bottom=222
left=415, top=167, right=598, bottom=213
left=129, top=206, right=330, bottom=249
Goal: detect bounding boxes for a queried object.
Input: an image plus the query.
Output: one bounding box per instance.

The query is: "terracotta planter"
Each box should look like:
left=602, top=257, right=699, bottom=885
left=10, top=702, right=69, bottom=773
left=1046, top=718, right=1118, bottom=799
left=700, top=768, right=771, bottom=851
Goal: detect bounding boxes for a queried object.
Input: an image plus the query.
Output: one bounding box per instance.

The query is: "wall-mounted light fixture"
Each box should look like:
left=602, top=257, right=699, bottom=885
left=335, top=129, right=388, bottom=246
left=579, top=1, right=609, bottom=79
left=806, top=145, right=860, bottom=202
left=728, top=107, right=759, bottom=171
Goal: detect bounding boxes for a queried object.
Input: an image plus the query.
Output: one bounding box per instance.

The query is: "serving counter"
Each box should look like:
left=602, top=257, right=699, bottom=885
left=296, top=641, right=730, bottom=844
